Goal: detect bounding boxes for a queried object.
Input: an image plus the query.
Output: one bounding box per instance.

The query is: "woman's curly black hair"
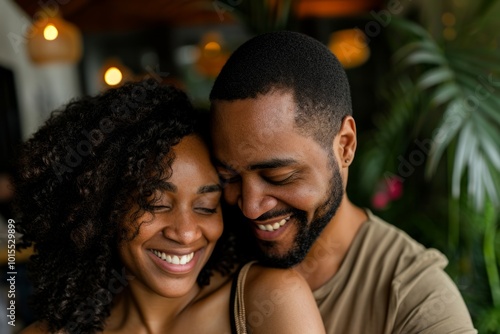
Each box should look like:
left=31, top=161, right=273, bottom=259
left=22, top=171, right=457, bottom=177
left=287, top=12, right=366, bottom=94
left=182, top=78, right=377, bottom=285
left=13, top=80, right=236, bottom=333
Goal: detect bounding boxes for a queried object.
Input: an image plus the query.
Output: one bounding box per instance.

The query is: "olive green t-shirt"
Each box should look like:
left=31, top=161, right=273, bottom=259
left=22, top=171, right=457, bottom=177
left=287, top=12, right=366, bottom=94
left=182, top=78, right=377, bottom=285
left=314, top=210, right=477, bottom=333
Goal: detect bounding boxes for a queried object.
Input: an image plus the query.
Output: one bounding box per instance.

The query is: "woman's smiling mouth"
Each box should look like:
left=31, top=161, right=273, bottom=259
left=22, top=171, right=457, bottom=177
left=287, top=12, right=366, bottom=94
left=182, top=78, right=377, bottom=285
left=150, top=250, right=195, bottom=265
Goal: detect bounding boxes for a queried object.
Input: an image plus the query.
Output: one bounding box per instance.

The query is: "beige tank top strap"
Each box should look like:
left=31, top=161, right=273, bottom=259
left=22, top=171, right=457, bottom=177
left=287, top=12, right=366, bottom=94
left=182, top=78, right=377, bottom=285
left=234, top=260, right=258, bottom=334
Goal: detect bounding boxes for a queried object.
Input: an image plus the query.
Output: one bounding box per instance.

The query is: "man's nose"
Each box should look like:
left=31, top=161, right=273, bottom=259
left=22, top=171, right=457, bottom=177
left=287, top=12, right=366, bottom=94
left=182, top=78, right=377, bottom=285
left=238, top=178, right=277, bottom=220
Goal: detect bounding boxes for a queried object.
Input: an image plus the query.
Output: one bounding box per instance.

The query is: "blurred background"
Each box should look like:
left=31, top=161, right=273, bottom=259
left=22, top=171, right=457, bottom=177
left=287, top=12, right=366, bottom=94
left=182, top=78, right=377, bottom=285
left=0, top=0, right=499, bottom=332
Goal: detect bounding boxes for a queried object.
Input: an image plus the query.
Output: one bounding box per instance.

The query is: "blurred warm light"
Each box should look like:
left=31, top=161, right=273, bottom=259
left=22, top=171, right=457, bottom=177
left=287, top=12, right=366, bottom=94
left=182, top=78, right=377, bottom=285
left=27, top=17, right=82, bottom=64
left=442, top=12, right=456, bottom=27
left=43, top=24, right=59, bottom=41
left=204, top=41, right=221, bottom=54
left=295, top=0, right=383, bottom=18
left=99, top=58, right=133, bottom=90
left=328, top=29, right=370, bottom=69
left=196, top=32, right=229, bottom=78
left=104, top=67, right=123, bottom=86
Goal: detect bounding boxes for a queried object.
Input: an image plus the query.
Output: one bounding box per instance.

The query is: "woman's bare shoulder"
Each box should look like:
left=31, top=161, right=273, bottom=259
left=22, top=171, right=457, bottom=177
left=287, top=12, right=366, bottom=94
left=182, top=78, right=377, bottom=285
left=243, top=263, right=326, bottom=334
left=245, top=264, right=308, bottom=298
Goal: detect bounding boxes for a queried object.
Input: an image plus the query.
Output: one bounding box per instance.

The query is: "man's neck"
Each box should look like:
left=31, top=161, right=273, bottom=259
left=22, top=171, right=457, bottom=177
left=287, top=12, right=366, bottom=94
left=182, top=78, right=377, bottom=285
left=293, top=197, right=367, bottom=290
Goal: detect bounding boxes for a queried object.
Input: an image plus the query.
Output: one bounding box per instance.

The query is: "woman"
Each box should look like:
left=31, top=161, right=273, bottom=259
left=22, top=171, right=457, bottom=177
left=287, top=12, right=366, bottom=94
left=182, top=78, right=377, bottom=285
left=14, top=81, right=325, bottom=334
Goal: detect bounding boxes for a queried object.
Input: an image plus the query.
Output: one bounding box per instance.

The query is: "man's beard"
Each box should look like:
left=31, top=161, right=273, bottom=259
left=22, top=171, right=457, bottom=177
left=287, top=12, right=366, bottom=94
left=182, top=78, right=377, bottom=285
left=257, top=161, right=344, bottom=269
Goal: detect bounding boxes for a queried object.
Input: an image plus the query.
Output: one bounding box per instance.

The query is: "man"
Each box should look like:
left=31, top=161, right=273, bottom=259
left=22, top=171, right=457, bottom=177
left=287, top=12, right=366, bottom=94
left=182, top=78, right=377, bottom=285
left=209, top=31, right=476, bottom=333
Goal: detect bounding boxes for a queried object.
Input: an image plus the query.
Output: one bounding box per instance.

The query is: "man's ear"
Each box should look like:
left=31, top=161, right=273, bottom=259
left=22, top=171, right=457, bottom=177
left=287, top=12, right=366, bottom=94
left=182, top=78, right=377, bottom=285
left=336, top=116, right=357, bottom=168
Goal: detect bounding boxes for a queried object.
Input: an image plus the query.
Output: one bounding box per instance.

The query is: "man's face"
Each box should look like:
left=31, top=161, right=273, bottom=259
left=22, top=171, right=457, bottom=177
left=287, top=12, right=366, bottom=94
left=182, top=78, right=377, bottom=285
left=211, top=90, right=344, bottom=268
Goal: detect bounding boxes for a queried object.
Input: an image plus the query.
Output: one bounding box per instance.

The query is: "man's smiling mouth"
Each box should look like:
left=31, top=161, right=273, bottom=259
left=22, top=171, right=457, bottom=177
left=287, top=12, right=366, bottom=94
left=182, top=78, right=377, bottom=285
left=256, top=217, right=291, bottom=232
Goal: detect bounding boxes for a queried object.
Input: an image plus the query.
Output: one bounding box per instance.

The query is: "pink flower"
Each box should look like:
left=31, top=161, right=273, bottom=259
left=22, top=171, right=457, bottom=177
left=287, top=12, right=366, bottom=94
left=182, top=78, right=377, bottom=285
left=371, top=176, right=404, bottom=210
left=372, top=191, right=390, bottom=210
left=386, top=178, right=403, bottom=200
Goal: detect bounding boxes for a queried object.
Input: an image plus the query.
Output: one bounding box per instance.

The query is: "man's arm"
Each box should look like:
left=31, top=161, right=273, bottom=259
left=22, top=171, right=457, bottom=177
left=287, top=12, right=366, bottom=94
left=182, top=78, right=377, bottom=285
left=393, top=261, right=477, bottom=333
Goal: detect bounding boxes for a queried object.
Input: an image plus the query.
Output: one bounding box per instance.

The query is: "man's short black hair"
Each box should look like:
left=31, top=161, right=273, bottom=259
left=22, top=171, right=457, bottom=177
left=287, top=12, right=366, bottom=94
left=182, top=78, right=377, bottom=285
left=210, top=30, right=352, bottom=148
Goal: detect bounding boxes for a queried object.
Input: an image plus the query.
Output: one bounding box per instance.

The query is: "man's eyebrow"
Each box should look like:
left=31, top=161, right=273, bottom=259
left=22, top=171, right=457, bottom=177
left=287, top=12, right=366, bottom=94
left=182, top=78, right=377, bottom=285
left=213, top=158, right=298, bottom=172
left=198, top=184, right=222, bottom=194
left=249, top=158, right=298, bottom=171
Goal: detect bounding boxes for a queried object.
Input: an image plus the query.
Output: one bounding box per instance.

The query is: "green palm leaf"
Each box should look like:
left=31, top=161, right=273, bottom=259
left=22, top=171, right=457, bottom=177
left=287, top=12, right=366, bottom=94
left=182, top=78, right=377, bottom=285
left=391, top=17, right=500, bottom=210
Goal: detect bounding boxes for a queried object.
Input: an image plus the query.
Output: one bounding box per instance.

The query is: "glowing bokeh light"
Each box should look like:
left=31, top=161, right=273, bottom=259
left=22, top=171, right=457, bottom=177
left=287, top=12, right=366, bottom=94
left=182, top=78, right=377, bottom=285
left=43, top=24, right=58, bottom=41
left=104, top=67, right=123, bottom=86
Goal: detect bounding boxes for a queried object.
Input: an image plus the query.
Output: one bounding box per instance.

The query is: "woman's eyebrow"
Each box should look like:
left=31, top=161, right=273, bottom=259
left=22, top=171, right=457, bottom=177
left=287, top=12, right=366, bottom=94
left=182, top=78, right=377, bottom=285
left=160, top=182, right=177, bottom=193
left=198, top=184, right=222, bottom=194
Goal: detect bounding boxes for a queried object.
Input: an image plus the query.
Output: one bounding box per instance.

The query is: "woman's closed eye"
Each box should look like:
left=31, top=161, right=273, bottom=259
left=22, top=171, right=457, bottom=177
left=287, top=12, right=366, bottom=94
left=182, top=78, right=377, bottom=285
left=195, top=207, right=218, bottom=215
left=148, top=204, right=171, bottom=212
left=194, top=194, right=220, bottom=215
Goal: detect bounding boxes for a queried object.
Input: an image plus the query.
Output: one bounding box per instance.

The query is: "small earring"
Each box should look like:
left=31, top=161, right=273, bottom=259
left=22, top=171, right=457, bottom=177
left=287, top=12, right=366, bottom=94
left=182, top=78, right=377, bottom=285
left=345, top=159, right=350, bottom=163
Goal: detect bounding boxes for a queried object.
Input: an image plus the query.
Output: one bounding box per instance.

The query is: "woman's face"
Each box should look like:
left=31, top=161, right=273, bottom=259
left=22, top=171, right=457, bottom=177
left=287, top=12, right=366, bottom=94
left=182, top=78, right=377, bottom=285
left=119, top=135, right=223, bottom=298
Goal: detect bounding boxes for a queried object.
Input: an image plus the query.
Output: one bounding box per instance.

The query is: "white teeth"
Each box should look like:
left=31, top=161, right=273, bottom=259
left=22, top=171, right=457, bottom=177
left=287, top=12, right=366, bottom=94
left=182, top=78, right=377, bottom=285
left=257, top=217, right=290, bottom=232
left=152, top=250, right=194, bottom=265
